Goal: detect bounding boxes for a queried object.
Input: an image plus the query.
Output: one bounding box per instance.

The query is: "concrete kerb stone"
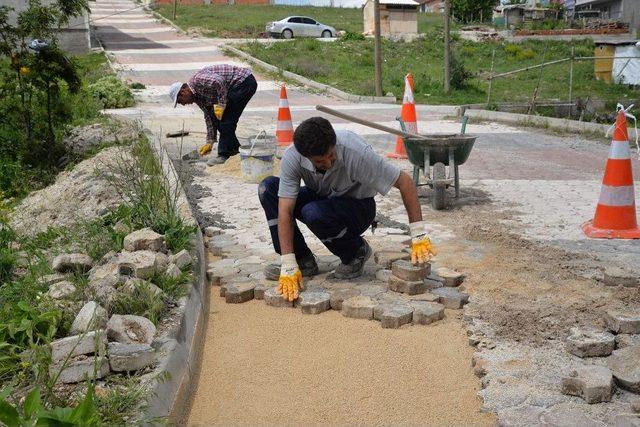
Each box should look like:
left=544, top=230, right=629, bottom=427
left=222, top=45, right=397, bottom=104
left=142, top=129, right=209, bottom=425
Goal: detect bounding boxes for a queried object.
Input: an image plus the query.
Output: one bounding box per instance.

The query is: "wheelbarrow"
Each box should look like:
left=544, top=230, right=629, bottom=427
left=316, top=105, right=477, bottom=210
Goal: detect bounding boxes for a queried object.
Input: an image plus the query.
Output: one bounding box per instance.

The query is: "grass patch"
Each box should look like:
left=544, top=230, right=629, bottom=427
left=157, top=4, right=446, bottom=38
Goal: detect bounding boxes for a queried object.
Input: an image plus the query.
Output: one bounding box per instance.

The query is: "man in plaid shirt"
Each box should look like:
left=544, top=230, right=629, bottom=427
left=169, top=64, right=257, bottom=165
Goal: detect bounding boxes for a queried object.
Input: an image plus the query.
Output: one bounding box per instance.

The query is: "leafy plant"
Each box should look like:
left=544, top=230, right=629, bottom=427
left=0, top=302, right=60, bottom=349
left=110, top=282, right=166, bottom=325
left=87, top=76, right=135, bottom=109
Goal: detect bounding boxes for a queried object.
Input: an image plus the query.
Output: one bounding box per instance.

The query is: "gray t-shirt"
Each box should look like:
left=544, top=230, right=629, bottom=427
left=278, top=130, right=401, bottom=199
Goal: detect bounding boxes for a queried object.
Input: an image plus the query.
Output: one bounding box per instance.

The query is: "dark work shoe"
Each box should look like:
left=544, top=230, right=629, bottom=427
left=264, top=254, right=319, bottom=281
left=333, top=240, right=372, bottom=280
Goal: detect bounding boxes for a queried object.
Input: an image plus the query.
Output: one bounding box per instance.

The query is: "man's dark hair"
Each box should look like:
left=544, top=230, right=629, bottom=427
left=293, top=117, right=336, bottom=157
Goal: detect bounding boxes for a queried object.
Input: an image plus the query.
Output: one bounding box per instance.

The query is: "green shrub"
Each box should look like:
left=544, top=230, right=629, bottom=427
left=87, top=76, right=135, bottom=109
left=516, top=48, right=535, bottom=61
left=110, top=282, right=166, bottom=325
left=341, top=31, right=365, bottom=41
left=450, top=54, right=472, bottom=89
left=504, top=43, right=521, bottom=57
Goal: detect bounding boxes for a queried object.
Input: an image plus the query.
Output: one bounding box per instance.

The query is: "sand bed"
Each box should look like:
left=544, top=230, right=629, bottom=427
left=187, top=291, right=494, bottom=426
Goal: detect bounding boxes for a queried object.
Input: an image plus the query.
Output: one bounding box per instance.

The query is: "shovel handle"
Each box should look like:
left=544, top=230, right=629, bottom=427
left=315, top=105, right=422, bottom=139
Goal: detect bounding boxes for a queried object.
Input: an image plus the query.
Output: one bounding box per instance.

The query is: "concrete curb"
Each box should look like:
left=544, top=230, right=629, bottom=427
left=143, top=131, right=209, bottom=425
left=223, top=45, right=397, bottom=104
left=463, top=108, right=638, bottom=139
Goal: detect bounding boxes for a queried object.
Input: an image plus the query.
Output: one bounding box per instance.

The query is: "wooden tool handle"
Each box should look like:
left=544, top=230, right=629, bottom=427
left=315, top=105, right=422, bottom=139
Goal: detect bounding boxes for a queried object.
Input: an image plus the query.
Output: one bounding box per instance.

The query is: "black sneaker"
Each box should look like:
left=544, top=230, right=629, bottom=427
left=264, top=253, right=319, bottom=281
left=333, top=240, right=372, bottom=279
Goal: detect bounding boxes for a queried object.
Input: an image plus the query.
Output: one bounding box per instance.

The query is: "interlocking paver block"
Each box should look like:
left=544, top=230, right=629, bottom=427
left=566, top=328, right=615, bottom=358
left=225, top=282, right=256, bottom=304
left=299, top=291, right=331, bottom=315
left=435, top=267, right=465, bottom=287
left=254, top=281, right=276, bottom=300
left=388, top=275, right=426, bottom=295
left=374, top=251, right=410, bottom=269
left=376, top=304, right=414, bottom=329
left=432, top=287, right=469, bottom=309
left=410, top=301, right=445, bottom=325
left=561, top=365, right=614, bottom=403
left=607, top=344, right=640, bottom=393
left=391, top=260, right=430, bottom=282
left=605, top=310, right=640, bottom=334
left=264, top=287, right=294, bottom=308
left=329, top=288, right=361, bottom=310
left=375, top=269, right=392, bottom=282
left=410, top=293, right=439, bottom=303
left=342, top=296, right=377, bottom=320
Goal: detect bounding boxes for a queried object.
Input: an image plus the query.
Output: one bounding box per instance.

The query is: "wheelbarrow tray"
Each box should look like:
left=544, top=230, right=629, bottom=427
left=403, top=134, right=476, bottom=168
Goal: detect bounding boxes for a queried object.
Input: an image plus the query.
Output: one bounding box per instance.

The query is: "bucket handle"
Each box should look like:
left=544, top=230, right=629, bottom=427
left=249, top=130, right=268, bottom=156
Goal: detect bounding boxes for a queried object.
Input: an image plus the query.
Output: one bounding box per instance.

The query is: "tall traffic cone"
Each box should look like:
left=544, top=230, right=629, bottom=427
left=582, top=107, right=640, bottom=239
left=387, top=73, right=417, bottom=159
left=276, top=84, right=294, bottom=147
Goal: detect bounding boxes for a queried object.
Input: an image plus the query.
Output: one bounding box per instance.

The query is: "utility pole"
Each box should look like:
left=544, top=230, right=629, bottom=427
left=373, top=0, right=383, bottom=97
left=443, top=0, right=451, bottom=94
left=173, top=0, right=177, bottom=21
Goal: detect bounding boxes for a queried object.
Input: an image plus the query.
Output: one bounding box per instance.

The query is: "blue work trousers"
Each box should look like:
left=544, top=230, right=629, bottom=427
left=215, top=74, right=258, bottom=157
left=258, top=176, right=376, bottom=264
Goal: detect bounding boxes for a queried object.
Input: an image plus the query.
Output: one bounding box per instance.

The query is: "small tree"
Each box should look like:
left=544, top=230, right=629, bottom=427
left=451, top=0, right=496, bottom=23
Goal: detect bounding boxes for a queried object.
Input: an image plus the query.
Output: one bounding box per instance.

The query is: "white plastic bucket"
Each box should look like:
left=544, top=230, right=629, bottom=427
left=239, top=131, right=276, bottom=184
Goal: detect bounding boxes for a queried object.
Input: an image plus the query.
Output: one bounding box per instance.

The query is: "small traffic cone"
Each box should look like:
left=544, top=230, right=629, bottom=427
left=583, top=108, right=640, bottom=239
left=387, top=73, right=417, bottom=159
left=276, top=84, right=293, bottom=147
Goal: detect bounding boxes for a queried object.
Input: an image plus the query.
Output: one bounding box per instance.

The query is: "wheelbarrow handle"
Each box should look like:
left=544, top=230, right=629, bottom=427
left=316, top=105, right=422, bottom=139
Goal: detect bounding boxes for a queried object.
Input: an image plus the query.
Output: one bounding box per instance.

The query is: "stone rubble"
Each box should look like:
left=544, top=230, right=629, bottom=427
left=106, top=314, right=156, bottom=345
left=47, top=281, right=77, bottom=300
left=170, top=249, right=192, bottom=269
left=117, top=250, right=168, bottom=279
left=52, top=253, right=93, bottom=273
left=108, top=342, right=156, bottom=372
left=123, top=228, right=166, bottom=252
left=50, top=356, right=110, bottom=384
left=565, top=328, right=615, bottom=358
left=606, top=310, right=640, bottom=334
left=70, top=301, right=108, bottom=335
left=607, top=344, right=640, bottom=393
left=561, top=365, right=614, bottom=403
left=165, top=263, right=182, bottom=279
left=50, top=330, right=107, bottom=362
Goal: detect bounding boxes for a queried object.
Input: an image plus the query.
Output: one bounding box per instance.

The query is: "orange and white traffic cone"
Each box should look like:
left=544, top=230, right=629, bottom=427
left=276, top=84, right=294, bottom=147
left=583, top=107, right=640, bottom=239
left=387, top=73, right=417, bottom=159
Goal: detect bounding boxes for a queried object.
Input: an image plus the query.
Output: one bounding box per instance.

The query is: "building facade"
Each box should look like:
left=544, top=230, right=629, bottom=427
left=575, top=0, right=640, bottom=31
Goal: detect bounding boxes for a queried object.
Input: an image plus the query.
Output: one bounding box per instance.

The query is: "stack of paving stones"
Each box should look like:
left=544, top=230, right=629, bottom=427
left=206, top=230, right=470, bottom=330
left=559, top=308, right=640, bottom=407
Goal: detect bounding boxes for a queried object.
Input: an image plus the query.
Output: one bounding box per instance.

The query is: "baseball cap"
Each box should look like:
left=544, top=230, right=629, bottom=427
left=169, top=82, right=183, bottom=108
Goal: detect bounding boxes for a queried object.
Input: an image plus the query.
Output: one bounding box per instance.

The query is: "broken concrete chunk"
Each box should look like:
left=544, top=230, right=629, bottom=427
left=123, top=228, right=165, bottom=252
left=108, top=342, right=155, bottom=372
left=435, top=267, right=465, bottom=287
left=374, top=251, right=410, bottom=269
left=561, top=365, right=614, bottom=403
left=39, top=273, right=68, bottom=286
left=70, top=301, right=108, bottom=335
left=299, top=291, right=331, bottom=315
left=116, top=250, right=167, bottom=279
left=603, top=266, right=639, bottom=287
left=388, top=275, right=426, bottom=295
left=391, top=260, right=430, bottom=282
left=410, top=301, right=445, bottom=325
left=264, top=287, right=294, bottom=308
left=378, top=304, right=414, bottom=329
left=50, top=356, right=109, bottom=384
left=225, top=282, right=256, bottom=304
left=122, top=278, right=163, bottom=296
left=432, top=287, right=469, bottom=309
left=165, top=263, right=181, bottom=279
left=607, top=344, right=640, bottom=393
left=52, top=253, right=93, bottom=273
left=170, top=249, right=192, bottom=269
left=329, top=288, right=361, bottom=311
left=341, top=296, right=377, bottom=320
left=606, top=310, right=640, bottom=334
left=106, top=314, right=156, bottom=345
left=47, top=281, right=76, bottom=299
left=565, top=328, right=615, bottom=358
left=50, top=330, right=106, bottom=362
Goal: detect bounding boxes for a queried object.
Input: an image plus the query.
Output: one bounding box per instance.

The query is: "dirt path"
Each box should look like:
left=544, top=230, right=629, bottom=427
left=187, top=291, right=495, bottom=426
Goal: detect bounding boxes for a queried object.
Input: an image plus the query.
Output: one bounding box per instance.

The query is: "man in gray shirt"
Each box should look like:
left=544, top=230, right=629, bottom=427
left=258, top=117, right=436, bottom=302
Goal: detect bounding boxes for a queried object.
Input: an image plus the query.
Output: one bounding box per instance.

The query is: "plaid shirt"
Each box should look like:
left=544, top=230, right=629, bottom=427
left=188, top=65, right=252, bottom=142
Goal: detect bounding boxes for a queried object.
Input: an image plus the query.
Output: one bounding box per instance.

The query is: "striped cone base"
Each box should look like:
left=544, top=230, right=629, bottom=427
left=276, top=84, right=293, bottom=147
left=583, top=109, right=640, bottom=239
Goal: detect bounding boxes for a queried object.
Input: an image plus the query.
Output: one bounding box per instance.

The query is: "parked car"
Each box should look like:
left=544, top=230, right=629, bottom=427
left=266, top=16, right=336, bottom=39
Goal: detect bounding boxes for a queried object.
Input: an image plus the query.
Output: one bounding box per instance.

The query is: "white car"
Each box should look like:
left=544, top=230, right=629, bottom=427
left=266, top=16, right=336, bottom=39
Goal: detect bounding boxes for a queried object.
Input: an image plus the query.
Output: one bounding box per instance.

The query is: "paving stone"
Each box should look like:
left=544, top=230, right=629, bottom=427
left=391, top=260, right=430, bottom=282
left=52, top=253, right=93, bottom=273
left=375, top=269, right=392, bottom=282
left=434, top=267, right=465, bottom=287
left=610, top=414, right=640, bottom=427
left=329, top=288, right=361, bottom=311
left=603, top=266, right=639, bottom=287
left=170, top=249, right=192, bottom=269
left=540, top=404, right=606, bottom=427
left=51, top=330, right=106, bottom=362
left=631, top=400, right=640, bottom=413
left=225, top=282, right=255, bottom=304
left=376, top=291, right=410, bottom=305
left=374, top=251, right=410, bottom=269
left=238, top=263, right=262, bottom=275
left=116, top=250, right=167, bottom=279
left=165, top=263, right=181, bottom=279
left=356, top=284, right=387, bottom=299
left=108, top=342, right=155, bottom=372
left=615, top=334, right=640, bottom=349
left=605, top=309, right=640, bottom=334
left=234, top=255, right=264, bottom=266
left=432, top=287, right=469, bottom=309
left=50, top=356, right=109, bottom=384
left=254, top=281, right=276, bottom=300
left=409, top=293, right=439, bottom=303
left=496, top=405, right=545, bottom=427
left=107, top=314, right=156, bottom=345
left=264, top=287, right=294, bottom=308
left=561, top=365, right=614, bottom=403
left=388, top=275, right=426, bottom=295
left=207, top=266, right=240, bottom=285
left=377, top=304, right=414, bottom=329
left=341, top=296, right=377, bottom=320
left=123, top=228, right=165, bottom=252
left=565, top=328, right=615, bottom=358
left=47, top=281, right=76, bottom=299
left=208, top=259, right=236, bottom=269
left=607, top=344, right=640, bottom=393
left=424, top=278, right=444, bottom=290
left=410, top=301, right=445, bottom=325
left=70, top=301, right=107, bottom=335
left=299, top=291, right=331, bottom=315
left=204, top=226, right=222, bottom=237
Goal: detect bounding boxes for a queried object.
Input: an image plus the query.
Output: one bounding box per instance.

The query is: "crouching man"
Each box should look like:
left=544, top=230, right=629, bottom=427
left=258, top=117, right=435, bottom=302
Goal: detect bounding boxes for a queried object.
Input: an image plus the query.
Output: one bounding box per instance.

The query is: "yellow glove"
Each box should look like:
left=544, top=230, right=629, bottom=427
left=199, top=143, right=212, bottom=156
left=277, top=254, right=304, bottom=302
left=409, top=221, right=436, bottom=264
left=213, top=104, right=225, bottom=120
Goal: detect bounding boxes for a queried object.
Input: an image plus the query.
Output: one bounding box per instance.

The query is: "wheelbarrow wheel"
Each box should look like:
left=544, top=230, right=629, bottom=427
left=432, top=162, right=447, bottom=210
